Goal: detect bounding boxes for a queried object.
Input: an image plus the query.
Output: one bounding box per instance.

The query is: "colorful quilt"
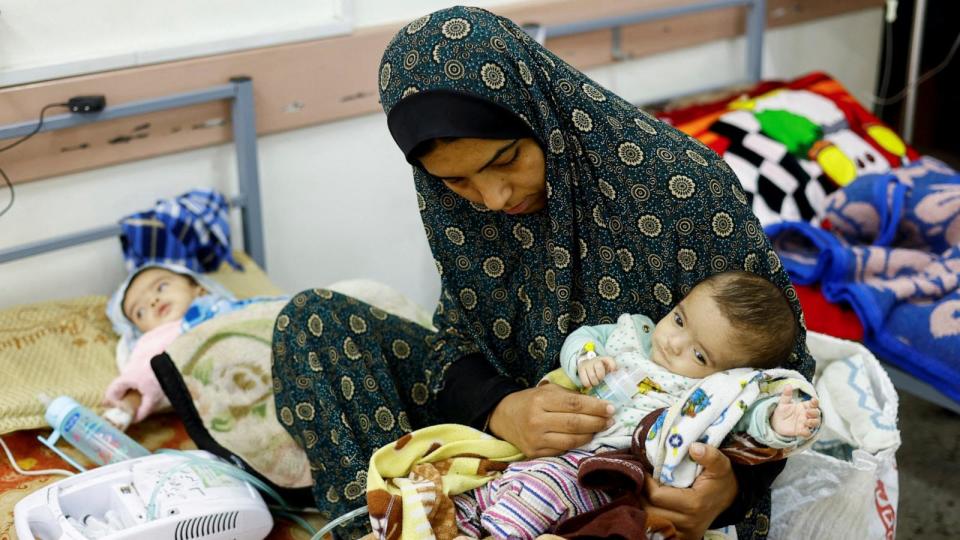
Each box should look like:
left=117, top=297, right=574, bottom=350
left=766, top=157, right=960, bottom=405
left=657, top=72, right=920, bottom=227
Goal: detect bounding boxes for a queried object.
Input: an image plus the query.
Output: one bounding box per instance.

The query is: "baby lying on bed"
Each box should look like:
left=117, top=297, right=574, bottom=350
left=453, top=271, right=821, bottom=539
left=103, top=263, right=282, bottom=424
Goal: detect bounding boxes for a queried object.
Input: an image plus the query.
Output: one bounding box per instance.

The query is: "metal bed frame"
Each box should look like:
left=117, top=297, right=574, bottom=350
left=0, top=77, right=266, bottom=269
left=525, top=0, right=767, bottom=96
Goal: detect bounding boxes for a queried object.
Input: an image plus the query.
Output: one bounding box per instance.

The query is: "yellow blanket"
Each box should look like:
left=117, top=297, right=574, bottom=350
left=366, top=424, right=523, bottom=540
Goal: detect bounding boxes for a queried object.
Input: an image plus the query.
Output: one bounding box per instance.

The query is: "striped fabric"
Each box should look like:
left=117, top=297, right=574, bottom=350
left=119, top=188, right=239, bottom=273
left=455, top=449, right=612, bottom=539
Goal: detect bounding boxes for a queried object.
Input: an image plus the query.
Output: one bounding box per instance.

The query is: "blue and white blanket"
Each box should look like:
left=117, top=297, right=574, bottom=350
left=119, top=188, right=239, bottom=273
left=766, top=157, right=960, bottom=404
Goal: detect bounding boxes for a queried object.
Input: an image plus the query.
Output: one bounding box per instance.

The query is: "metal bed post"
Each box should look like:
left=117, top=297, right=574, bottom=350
left=230, top=76, right=266, bottom=270
left=0, top=79, right=266, bottom=269
left=902, top=0, right=927, bottom=144
left=746, top=0, right=766, bottom=83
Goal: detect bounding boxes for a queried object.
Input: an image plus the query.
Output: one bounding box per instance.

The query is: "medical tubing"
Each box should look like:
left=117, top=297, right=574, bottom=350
left=311, top=505, right=370, bottom=540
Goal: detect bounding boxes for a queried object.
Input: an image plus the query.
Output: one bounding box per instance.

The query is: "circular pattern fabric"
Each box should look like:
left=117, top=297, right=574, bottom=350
left=379, top=6, right=811, bottom=391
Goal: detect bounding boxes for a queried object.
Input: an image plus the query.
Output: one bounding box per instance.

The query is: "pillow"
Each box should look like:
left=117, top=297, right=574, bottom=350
left=655, top=72, right=920, bottom=227
left=0, top=296, right=117, bottom=435
left=209, top=251, right=285, bottom=299
left=0, top=251, right=284, bottom=435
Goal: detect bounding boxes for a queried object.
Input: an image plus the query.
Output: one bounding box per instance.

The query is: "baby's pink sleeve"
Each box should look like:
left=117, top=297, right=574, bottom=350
left=104, top=320, right=183, bottom=421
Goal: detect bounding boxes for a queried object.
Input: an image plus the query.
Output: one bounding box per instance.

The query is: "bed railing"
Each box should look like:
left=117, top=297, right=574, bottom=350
left=0, top=77, right=266, bottom=269
left=523, top=0, right=766, bottom=101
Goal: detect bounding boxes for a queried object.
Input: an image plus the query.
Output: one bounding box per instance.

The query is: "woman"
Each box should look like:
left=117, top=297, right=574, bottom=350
left=272, top=7, right=812, bottom=539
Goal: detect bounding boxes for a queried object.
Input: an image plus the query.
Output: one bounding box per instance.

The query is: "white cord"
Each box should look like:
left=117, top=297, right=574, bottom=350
left=875, top=19, right=894, bottom=114
left=871, top=29, right=960, bottom=107
left=0, top=435, right=75, bottom=477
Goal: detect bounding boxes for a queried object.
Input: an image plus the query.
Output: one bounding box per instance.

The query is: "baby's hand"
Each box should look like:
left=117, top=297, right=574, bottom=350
left=578, top=356, right=617, bottom=388
left=770, top=385, right=821, bottom=438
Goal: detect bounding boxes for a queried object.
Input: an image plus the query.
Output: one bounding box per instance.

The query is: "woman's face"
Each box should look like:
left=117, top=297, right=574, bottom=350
left=418, top=137, right=547, bottom=215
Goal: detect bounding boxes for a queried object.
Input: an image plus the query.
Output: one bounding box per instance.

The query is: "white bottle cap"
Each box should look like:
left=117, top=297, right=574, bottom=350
left=43, top=395, right=81, bottom=429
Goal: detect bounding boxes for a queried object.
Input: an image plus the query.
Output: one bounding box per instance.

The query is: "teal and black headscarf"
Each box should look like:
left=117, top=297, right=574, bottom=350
left=379, top=6, right=812, bottom=390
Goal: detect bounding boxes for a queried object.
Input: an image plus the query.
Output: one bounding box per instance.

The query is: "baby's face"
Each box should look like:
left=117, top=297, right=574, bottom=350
left=122, top=268, right=205, bottom=333
left=650, top=283, right=744, bottom=378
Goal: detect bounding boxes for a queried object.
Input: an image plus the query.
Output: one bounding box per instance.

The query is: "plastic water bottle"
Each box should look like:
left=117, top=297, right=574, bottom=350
left=589, top=363, right=647, bottom=409
left=37, top=395, right=150, bottom=472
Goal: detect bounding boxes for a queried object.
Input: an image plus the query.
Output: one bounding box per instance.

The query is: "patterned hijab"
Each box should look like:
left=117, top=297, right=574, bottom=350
left=379, top=7, right=812, bottom=389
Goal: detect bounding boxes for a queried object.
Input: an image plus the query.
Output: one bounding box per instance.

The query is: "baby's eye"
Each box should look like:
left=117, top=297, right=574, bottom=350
left=673, top=312, right=683, bottom=327
left=158, top=282, right=168, bottom=292
left=135, top=308, right=144, bottom=320
left=694, top=351, right=707, bottom=365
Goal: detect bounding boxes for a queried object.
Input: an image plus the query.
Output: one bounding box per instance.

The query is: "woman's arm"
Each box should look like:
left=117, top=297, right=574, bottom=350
left=436, top=352, right=523, bottom=429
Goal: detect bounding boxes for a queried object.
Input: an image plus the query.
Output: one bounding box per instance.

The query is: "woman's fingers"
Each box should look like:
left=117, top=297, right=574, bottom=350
left=644, top=475, right=697, bottom=515
left=645, top=443, right=735, bottom=512
left=641, top=502, right=695, bottom=531
left=488, top=384, right=615, bottom=457
left=523, top=427, right=600, bottom=455
left=541, top=385, right=615, bottom=418
left=528, top=432, right=594, bottom=455
left=541, top=411, right=613, bottom=436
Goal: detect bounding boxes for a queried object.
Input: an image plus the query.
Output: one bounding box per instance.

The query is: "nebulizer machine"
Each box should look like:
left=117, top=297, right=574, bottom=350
left=13, top=395, right=285, bottom=540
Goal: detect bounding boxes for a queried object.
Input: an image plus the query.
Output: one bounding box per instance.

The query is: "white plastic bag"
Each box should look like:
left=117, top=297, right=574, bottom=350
left=770, top=331, right=900, bottom=540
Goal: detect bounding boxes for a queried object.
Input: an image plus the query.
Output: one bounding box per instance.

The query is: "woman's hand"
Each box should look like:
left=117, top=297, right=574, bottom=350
left=642, top=443, right=738, bottom=540
left=488, top=383, right=615, bottom=458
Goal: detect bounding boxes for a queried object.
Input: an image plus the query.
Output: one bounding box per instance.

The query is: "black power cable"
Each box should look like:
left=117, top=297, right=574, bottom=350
left=0, top=102, right=69, bottom=219
left=0, top=167, right=14, bottom=220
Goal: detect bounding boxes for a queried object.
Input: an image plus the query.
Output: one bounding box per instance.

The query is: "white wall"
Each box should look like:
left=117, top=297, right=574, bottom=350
left=0, top=0, right=350, bottom=86
left=587, top=9, right=884, bottom=108
left=0, top=5, right=883, bottom=311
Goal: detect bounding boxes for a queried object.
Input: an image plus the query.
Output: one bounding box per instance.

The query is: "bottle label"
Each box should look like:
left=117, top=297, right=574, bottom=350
left=63, top=411, right=80, bottom=432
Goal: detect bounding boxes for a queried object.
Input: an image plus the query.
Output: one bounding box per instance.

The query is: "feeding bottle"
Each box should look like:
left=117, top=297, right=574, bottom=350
left=589, top=363, right=648, bottom=408
left=37, top=395, right=150, bottom=471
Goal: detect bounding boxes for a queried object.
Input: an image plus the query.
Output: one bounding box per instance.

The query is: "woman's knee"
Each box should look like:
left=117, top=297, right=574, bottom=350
left=272, top=289, right=360, bottom=371
left=274, top=288, right=365, bottom=338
